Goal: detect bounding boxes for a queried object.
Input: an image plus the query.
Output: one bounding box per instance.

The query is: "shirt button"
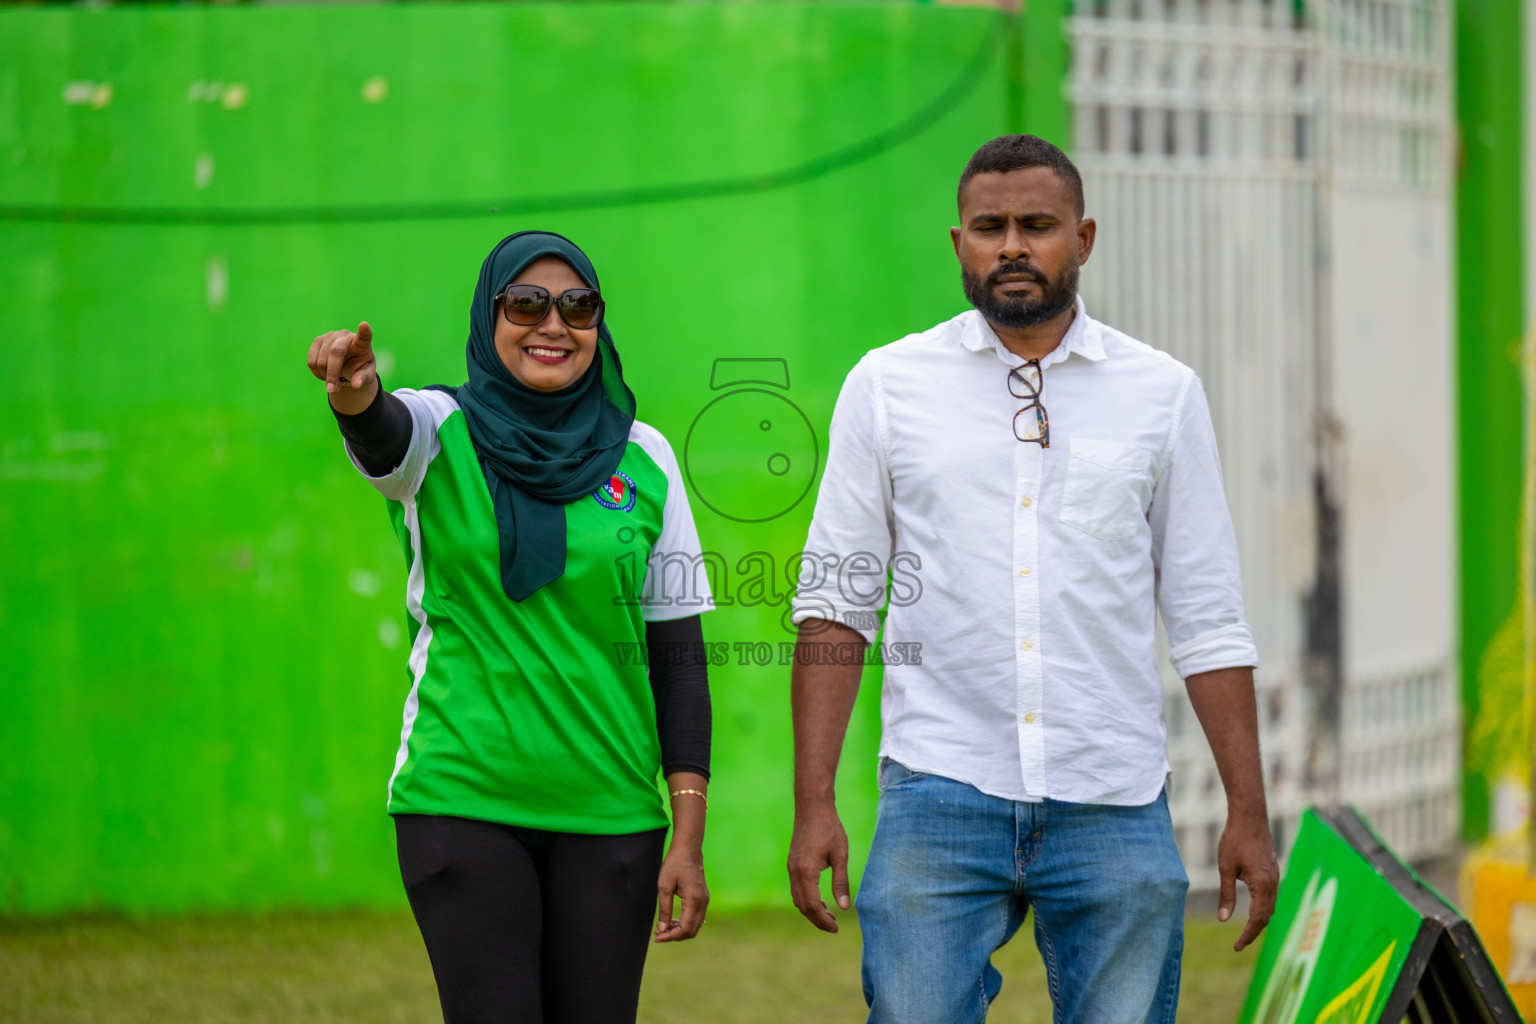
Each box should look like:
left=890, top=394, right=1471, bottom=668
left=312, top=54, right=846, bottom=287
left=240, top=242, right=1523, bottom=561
left=1021, top=641, right=1032, bottom=650
left=1025, top=713, right=1036, bottom=724
left=1021, top=497, right=1032, bottom=508
left=1019, top=567, right=1030, bottom=576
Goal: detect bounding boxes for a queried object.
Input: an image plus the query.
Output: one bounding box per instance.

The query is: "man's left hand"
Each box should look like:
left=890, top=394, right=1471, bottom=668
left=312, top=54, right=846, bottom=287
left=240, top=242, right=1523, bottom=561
left=1216, top=815, right=1279, bottom=951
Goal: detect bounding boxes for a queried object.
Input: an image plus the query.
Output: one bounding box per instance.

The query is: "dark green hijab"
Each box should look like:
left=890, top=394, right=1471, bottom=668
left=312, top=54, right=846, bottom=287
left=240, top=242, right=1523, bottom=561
left=428, top=231, right=636, bottom=602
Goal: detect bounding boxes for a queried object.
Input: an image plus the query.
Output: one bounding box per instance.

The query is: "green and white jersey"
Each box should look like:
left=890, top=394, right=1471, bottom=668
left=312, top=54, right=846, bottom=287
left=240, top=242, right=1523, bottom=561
left=347, top=388, right=714, bottom=835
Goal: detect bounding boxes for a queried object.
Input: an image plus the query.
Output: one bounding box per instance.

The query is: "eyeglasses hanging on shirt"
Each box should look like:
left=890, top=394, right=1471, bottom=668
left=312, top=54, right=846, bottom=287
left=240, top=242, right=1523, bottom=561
left=1009, top=361, right=1050, bottom=448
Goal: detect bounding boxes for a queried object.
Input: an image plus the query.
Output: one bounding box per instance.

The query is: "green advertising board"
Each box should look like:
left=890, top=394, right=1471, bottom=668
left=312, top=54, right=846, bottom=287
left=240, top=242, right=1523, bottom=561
left=1241, top=808, right=1517, bottom=1023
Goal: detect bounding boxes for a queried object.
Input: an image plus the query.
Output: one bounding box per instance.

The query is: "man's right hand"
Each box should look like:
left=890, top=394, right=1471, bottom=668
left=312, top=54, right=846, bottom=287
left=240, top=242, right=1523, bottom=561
left=787, top=798, right=851, bottom=932
left=787, top=619, right=866, bottom=934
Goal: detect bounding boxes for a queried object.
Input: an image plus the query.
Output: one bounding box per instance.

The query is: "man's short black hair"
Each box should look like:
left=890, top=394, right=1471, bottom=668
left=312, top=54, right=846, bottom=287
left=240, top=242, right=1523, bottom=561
left=957, top=134, right=1085, bottom=219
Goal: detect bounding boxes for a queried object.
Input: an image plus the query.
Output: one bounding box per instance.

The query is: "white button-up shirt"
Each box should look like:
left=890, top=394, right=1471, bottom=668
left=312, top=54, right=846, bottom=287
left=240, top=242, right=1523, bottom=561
left=790, top=298, right=1258, bottom=805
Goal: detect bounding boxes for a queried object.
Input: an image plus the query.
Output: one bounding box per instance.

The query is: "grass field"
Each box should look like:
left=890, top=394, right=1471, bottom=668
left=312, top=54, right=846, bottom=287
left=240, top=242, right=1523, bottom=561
left=0, top=908, right=1259, bottom=1023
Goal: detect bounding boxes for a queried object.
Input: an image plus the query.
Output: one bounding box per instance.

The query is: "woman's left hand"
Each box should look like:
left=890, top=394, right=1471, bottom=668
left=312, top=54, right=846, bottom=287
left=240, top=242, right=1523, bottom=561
left=654, top=843, right=708, bottom=942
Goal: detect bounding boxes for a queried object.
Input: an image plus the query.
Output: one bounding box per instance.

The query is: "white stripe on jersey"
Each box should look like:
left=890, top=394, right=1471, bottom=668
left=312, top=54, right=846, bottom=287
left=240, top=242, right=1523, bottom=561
left=387, top=495, right=433, bottom=807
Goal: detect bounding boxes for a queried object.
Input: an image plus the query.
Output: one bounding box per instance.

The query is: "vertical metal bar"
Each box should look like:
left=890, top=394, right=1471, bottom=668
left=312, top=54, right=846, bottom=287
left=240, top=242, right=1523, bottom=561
left=1455, top=0, right=1526, bottom=843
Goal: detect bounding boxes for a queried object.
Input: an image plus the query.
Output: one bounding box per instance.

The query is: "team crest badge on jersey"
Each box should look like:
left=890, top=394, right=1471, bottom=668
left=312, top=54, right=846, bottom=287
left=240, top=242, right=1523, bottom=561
left=593, top=471, right=637, bottom=512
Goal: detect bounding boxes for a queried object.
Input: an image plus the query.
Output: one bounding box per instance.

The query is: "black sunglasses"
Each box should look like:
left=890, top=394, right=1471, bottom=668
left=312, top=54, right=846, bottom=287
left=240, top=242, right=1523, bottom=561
left=496, top=284, right=605, bottom=331
left=1008, top=361, right=1050, bottom=448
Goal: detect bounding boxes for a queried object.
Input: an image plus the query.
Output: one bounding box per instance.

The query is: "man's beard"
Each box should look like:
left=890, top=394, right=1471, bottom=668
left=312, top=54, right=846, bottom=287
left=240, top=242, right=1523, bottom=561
left=962, top=259, right=1079, bottom=329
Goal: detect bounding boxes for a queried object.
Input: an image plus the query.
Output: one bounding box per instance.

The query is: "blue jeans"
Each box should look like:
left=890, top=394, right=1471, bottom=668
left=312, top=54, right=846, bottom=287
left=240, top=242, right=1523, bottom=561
left=857, top=759, right=1187, bottom=1024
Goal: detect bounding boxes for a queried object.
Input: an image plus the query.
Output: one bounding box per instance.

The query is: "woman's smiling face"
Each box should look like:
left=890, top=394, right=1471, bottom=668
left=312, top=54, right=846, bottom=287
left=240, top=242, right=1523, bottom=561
left=493, top=256, right=600, bottom=392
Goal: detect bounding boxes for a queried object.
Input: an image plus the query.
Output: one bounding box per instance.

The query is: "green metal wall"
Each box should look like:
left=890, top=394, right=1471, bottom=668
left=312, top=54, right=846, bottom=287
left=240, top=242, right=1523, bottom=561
left=1456, top=0, right=1527, bottom=839
left=0, top=2, right=1042, bottom=913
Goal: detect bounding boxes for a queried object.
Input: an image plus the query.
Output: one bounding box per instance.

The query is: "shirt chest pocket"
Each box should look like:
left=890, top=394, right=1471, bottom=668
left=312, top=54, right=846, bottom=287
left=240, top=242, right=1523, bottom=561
left=1059, top=438, right=1156, bottom=541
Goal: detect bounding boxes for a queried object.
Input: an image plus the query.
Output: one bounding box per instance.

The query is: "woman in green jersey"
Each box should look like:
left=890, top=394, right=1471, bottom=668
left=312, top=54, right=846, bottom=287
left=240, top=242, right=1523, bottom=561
left=306, top=231, right=714, bottom=1024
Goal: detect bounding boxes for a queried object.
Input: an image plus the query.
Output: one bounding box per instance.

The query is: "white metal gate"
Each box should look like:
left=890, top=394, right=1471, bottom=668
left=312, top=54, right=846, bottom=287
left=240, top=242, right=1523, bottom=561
left=1068, top=0, right=1456, bottom=889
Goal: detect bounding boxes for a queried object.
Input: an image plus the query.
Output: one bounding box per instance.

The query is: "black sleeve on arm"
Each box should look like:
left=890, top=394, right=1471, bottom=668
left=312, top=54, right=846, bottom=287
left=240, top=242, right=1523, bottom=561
left=645, top=614, right=712, bottom=780
left=331, top=381, right=413, bottom=477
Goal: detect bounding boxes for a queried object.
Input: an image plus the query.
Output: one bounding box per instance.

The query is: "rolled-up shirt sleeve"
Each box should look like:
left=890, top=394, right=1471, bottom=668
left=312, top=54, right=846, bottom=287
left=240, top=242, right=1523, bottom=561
left=1149, top=375, right=1259, bottom=678
left=789, top=355, right=895, bottom=646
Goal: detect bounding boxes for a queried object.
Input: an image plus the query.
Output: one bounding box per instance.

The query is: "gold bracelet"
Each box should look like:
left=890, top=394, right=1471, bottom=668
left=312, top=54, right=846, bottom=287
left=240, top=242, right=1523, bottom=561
left=670, top=788, right=707, bottom=810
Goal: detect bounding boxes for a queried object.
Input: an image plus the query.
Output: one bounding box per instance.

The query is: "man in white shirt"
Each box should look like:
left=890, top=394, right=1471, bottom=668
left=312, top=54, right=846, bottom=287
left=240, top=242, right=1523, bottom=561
left=785, top=135, right=1278, bottom=1023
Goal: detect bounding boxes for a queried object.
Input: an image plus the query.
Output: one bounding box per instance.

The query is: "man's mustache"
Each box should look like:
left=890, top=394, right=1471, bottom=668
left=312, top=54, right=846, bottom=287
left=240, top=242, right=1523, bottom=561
left=987, top=263, right=1047, bottom=287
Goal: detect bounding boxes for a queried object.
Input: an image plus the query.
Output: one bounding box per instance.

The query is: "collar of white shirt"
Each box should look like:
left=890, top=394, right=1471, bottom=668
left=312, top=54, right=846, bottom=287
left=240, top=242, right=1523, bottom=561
left=956, top=294, right=1107, bottom=369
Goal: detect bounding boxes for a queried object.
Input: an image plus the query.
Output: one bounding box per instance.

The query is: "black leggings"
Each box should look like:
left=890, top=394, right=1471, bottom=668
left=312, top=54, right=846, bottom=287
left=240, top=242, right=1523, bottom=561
left=395, top=814, right=668, bottom=1024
